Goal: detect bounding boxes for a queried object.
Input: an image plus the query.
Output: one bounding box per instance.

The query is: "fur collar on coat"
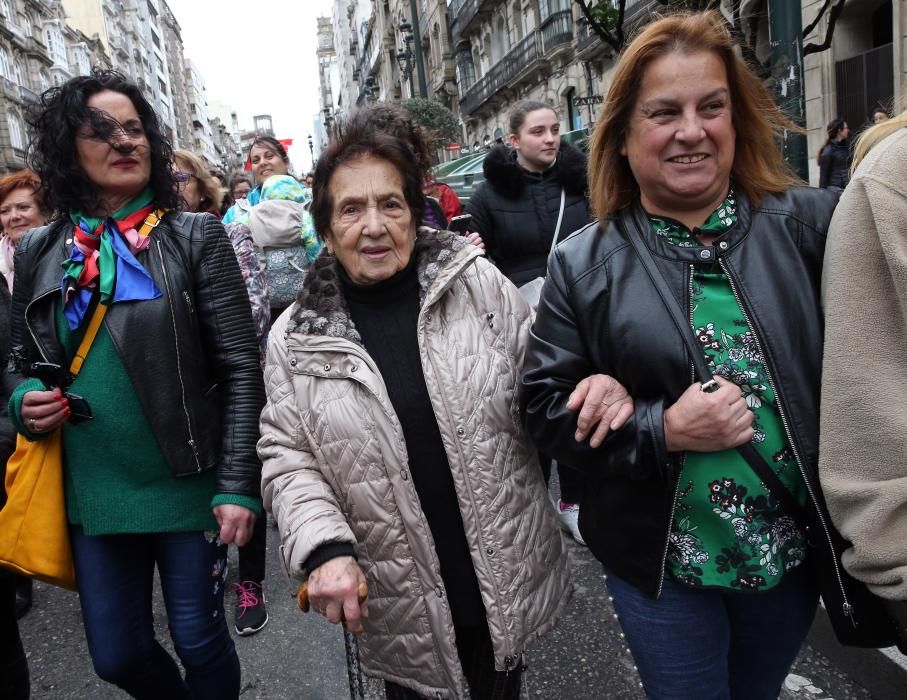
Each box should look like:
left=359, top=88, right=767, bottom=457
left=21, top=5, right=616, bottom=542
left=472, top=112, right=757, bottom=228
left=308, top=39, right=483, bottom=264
left=287, top=227, right=469, bottom=346
left=481, top=141, right=587, bottom=200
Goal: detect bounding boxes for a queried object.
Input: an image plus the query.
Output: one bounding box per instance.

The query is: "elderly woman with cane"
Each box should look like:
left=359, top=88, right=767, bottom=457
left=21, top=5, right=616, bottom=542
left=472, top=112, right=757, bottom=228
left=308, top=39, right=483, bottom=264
left=259, top=106, right=573, bottom=699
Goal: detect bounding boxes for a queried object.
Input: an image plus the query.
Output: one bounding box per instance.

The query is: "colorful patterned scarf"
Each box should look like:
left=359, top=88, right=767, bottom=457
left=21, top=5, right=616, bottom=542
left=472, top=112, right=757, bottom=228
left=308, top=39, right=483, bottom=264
left=62, top=189, right=163, bottom=330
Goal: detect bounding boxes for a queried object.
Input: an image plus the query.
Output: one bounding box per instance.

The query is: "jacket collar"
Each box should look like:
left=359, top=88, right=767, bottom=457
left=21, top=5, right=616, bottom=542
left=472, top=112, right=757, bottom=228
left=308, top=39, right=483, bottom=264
left=618, top=191, right=754, bottom=264
left=287, top=227, right=476, bottom=347
left=26, top=219, right=71, bottom=301
left=482, top=141, right=588, bottom=199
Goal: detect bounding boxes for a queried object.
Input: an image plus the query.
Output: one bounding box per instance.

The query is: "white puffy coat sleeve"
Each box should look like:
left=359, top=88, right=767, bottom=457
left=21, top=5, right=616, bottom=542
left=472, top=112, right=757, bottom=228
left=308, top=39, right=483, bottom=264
left=258, top=311, right=356, bottom=581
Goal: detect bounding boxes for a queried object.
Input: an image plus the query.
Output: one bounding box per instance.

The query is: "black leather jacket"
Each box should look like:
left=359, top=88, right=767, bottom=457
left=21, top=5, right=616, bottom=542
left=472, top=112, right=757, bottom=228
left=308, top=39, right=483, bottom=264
left=7, top=211, right=265, bottom=498
left=819, top=140, right=851, bottom=190
left=522, top=187, right=839, bottom=596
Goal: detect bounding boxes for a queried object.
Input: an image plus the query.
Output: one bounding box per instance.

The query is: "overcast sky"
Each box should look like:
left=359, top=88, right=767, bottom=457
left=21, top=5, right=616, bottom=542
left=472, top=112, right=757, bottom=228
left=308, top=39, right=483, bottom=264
left=166, top=0, right=334, bottom=173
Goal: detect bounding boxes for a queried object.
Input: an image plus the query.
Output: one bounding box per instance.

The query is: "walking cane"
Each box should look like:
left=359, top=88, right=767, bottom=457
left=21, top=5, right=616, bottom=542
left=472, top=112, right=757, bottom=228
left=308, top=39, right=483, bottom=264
left=297, top=581, right=369, bottom=700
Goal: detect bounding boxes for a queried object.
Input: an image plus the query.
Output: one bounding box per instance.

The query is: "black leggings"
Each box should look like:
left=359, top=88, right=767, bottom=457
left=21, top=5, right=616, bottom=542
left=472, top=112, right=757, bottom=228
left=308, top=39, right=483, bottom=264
left=538, top=452, right=583, bottom=504
left=237, top=513, right=267, bottom=583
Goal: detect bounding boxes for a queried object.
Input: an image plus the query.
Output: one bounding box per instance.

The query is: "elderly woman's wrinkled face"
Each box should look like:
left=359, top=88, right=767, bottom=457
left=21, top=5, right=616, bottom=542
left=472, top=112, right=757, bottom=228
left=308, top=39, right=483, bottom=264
left=326, top=155, right=416, bottom=285
left=621, top=50, right=735, bottom=222
left=250, top=144, right=289, bottom=185
left=0, top=187, right=43, bottom=243
left=75, top=90, right=151, bottom=211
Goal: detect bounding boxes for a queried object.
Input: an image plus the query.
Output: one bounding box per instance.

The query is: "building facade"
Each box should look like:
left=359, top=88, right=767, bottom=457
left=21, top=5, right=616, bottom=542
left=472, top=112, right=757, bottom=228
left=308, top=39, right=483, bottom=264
left=803, top=0, right=900, bottom=184
left=0, top=0, right=244, bottom=172
left=1, top=0, right=110, bottom=173
left=316, top=14, right=339, bottom=145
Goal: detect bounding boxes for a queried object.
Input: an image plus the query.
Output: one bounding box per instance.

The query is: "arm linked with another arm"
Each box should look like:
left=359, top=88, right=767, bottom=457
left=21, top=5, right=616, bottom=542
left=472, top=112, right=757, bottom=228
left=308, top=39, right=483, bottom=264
left=520, top=245, right=670, bottom=480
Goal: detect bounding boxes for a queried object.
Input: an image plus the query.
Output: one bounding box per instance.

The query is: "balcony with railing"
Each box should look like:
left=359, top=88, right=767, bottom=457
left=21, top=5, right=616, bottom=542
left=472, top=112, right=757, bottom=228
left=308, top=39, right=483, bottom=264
left=460, top=30, right=540, bottom=116
left=540, top=10, right=573, bottom=55
left=449, top=0, right=491, bottom=38
left=459, top=9, right=580, bottom=116
left=0, top=76, right=19, bottom=100
left=18, top=84, right=38, bottom=104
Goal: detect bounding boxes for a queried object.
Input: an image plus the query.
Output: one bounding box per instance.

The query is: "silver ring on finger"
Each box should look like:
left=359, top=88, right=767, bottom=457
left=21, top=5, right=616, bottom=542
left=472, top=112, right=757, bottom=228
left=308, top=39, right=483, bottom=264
left=29, top=417, right=37, bottom=431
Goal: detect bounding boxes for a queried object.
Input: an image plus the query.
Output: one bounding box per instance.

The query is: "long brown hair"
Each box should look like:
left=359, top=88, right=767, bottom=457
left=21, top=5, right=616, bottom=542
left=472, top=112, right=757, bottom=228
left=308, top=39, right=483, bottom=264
left=588, top=10, right=801, bottom=219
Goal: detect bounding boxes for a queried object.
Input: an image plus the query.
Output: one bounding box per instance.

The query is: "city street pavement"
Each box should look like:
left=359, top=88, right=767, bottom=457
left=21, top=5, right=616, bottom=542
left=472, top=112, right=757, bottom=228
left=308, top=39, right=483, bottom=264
left=18, top=477, right=879, bottom=699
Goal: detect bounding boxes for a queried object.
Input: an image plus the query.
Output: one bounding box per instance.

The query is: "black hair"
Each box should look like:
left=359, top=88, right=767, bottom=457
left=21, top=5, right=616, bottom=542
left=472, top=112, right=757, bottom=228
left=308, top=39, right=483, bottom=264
left=310, top=108, right=426, bottom=242
left=345, top=103, right=433, bottom=179
left=508, top=100, right=557, bottom=135
left=26, top=69, right=178, bottom=214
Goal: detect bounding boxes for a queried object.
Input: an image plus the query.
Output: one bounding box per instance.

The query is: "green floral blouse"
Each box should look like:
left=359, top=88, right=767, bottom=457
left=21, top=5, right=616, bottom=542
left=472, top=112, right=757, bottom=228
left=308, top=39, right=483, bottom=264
left=652, top=190, right=808, bottom=592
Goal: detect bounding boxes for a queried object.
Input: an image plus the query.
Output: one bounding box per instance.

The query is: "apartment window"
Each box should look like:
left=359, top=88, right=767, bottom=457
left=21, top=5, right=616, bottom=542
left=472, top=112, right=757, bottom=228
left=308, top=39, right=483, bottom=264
left=539, top=0, right=570, bottom=20
left=44, top=26, right=68, bottom=67
left=22, top=13, right=32, bottom=38
left=8, top=111, right=25, bottom=150
left=73, top=49, right=90, bottom=76
left=13, top=62, right=22, bottom=86
left=0, top=0, right=11, bottom=20
left=37, top=70, right=49, bottom=91
left=151, top=29, right=161, bottom=49
left=0, top=48, right=11, bottom=81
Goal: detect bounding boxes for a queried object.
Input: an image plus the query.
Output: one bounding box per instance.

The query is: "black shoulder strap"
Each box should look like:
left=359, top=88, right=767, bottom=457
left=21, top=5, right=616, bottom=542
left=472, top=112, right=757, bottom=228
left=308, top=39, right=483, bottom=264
left=621, top=214, right=812, bottom=529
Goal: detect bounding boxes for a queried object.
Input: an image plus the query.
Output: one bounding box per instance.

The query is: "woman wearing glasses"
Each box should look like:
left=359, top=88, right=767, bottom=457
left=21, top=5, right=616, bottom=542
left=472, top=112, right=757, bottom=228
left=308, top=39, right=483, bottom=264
left=8, top=70, right=264, bottom=698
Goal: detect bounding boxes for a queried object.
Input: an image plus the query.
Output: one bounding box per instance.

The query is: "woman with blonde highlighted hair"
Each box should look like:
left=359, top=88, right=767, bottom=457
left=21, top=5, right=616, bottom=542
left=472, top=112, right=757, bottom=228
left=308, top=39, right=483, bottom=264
left=173, top=149, right=225, bottom=216
left=522, top=11, right=841, bottom=697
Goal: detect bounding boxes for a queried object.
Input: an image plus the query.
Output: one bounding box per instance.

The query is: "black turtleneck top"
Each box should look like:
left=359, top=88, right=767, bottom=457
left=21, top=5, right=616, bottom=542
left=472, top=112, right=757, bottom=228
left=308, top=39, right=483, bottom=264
left=338, top=260, right=484, bottom=627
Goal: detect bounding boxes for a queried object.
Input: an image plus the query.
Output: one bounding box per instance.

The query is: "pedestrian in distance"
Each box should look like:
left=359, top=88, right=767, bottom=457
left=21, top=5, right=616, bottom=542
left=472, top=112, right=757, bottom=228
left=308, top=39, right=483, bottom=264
left=871, top=106, right=890, bottom=125
left=521, top=11, right=841, bottom=698
left=423, top=176, right=463, bottom=223
left=818, top=117, right=852, bottom=191
left=225, top=171, right=253, bottom=215
left=222, top=135, right=293, bottom=225
left=466, top=99, right=591, bottom=545
left=259, top=107, right=573, bottom=699
left=10, top=69, right=264, bottom=699
left=819, top=110, right=907, bottom=648
left=0, top=168, right=49, bottom=700
left=173, top=148, right=271, bottom=637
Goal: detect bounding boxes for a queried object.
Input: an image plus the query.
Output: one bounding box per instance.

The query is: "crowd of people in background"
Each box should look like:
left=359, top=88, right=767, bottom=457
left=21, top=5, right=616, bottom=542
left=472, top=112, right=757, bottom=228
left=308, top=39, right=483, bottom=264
left=0, top=8, right=905, bottom=700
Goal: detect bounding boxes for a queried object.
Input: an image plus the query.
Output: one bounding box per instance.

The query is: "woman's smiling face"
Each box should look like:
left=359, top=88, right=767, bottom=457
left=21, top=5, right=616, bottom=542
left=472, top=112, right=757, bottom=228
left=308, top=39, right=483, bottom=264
left=250, top=144, right=289, bottom=184
left=621, top=49, right=736, bottom=223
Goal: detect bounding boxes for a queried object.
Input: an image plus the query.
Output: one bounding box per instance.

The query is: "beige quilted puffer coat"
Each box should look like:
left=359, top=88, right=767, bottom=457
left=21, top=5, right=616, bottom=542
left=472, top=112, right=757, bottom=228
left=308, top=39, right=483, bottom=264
left=259, top=229, right=571, bottom=698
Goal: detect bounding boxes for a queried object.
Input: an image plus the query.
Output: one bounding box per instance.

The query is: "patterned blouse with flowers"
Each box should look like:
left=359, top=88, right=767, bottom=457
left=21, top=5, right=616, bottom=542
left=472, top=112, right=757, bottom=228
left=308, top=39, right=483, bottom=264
left=652, top=190, right=809, bottom=592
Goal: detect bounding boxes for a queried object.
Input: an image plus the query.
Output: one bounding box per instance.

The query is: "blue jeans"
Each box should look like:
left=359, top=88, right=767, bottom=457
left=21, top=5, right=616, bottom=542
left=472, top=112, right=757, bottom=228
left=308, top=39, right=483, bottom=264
left=70, top=528, right=240, bottom=699
left=604, top=564, right=818, bottom=700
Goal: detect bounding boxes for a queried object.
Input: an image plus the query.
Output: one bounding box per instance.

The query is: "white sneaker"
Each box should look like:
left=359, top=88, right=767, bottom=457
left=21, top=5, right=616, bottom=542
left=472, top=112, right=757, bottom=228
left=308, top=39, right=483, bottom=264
left=557, top=501, right=586, bottom=546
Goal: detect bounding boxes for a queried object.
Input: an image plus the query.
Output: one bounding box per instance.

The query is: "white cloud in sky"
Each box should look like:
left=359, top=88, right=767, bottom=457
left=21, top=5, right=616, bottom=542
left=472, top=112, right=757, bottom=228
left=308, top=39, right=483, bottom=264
left=166, top=0, right=334, bottom=173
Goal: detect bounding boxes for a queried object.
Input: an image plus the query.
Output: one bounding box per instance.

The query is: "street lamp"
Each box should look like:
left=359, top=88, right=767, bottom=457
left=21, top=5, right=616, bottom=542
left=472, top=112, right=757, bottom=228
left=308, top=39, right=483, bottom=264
left=396, top=20, right=415, bottom=97
left=307, top=134, right=314, bottom=169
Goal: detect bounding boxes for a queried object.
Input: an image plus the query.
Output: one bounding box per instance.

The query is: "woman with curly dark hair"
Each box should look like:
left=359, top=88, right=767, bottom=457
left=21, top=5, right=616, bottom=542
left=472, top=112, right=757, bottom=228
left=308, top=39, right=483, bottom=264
left=8, top=70, right=264, bottom=698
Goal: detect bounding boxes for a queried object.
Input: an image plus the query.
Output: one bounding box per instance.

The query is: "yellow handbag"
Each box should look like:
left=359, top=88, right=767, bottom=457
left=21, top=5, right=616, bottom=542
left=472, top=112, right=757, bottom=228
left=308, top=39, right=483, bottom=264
left=0, top=299, right=110, bottom=590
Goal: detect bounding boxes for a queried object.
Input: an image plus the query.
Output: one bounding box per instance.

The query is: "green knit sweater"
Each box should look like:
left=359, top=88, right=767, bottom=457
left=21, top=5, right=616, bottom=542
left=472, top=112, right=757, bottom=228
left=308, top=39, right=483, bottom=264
left=10, top=302, right=261, bottom=536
